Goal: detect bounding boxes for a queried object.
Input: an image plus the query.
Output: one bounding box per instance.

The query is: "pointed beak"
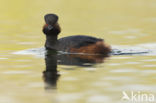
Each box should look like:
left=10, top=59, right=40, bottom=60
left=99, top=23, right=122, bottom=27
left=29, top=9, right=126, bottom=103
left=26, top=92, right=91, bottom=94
left=43, top=24, right=53, bottom=30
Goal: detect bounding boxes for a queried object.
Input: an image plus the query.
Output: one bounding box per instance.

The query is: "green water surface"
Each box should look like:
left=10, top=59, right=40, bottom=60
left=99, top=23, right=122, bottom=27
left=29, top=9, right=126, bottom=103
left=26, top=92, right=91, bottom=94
left=0, top=0, right=156, bottom=103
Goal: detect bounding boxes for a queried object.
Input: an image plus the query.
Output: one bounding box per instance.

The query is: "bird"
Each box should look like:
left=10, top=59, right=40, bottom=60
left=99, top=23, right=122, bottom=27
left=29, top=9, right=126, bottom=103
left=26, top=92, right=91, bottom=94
left=42, top=13, right=111, bottom=55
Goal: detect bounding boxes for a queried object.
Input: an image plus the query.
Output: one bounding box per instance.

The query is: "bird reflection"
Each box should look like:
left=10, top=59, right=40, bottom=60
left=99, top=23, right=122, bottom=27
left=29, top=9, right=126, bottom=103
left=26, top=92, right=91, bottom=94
left=43, top=50, right=109, bottom=90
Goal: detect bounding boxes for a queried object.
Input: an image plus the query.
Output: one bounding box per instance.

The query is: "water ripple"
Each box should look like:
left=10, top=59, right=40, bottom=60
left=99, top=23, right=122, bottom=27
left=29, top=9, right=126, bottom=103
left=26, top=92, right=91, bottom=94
left=13, top=43, right=156, bottom=57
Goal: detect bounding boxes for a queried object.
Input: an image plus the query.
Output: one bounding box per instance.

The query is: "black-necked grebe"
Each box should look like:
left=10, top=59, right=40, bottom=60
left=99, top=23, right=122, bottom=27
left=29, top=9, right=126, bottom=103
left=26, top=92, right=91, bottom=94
left=43, top=14, right=111, bottom=55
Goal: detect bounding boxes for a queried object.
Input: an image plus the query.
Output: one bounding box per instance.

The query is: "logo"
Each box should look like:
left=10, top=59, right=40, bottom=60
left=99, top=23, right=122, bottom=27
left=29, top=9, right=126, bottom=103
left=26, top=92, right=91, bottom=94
left=122, top=91, right=155, bottom=102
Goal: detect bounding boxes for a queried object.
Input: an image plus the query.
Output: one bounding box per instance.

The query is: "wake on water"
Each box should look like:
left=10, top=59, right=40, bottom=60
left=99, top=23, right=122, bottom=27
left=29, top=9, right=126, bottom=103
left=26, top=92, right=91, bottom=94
left=13, top=43, right=156, bottom=57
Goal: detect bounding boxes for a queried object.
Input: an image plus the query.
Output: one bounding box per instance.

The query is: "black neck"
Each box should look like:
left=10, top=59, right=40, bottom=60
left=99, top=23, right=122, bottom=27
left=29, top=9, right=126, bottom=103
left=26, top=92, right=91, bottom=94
left=43, top=23, right=61, bottom=50
left=45, top=35, right=58, bottom=49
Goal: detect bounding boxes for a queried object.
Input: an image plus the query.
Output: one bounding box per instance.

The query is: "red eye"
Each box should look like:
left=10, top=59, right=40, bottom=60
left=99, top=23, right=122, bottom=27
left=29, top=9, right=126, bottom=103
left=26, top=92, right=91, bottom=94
left=43, top=24, right=48, bottom=28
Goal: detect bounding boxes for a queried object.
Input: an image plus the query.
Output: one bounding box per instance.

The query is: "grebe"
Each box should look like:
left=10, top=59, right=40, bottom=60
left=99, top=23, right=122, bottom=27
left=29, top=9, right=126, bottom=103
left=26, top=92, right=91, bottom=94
left=43, top=14, right=111, bottom=55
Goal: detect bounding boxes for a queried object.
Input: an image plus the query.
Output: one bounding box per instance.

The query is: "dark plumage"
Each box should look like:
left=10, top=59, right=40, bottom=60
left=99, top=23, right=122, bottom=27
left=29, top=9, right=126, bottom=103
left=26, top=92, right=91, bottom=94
left=43, top=13, right=111, bottom=55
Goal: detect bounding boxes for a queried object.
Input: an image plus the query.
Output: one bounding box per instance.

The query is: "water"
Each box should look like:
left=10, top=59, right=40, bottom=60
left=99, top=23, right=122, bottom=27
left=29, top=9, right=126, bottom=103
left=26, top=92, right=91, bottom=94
left=0, top=0, right=156, bottom=103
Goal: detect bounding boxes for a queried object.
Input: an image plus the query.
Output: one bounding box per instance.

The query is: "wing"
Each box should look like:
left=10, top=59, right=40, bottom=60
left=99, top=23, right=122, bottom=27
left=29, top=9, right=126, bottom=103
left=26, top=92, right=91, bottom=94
left=58, top=35, right=103, bottom=50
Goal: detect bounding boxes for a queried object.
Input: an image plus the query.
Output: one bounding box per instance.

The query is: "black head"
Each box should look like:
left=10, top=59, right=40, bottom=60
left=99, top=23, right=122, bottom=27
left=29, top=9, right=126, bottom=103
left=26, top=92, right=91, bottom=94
left=44, top=14, right=58, bottom=26
left=43, top=14, right=61, bottom=35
